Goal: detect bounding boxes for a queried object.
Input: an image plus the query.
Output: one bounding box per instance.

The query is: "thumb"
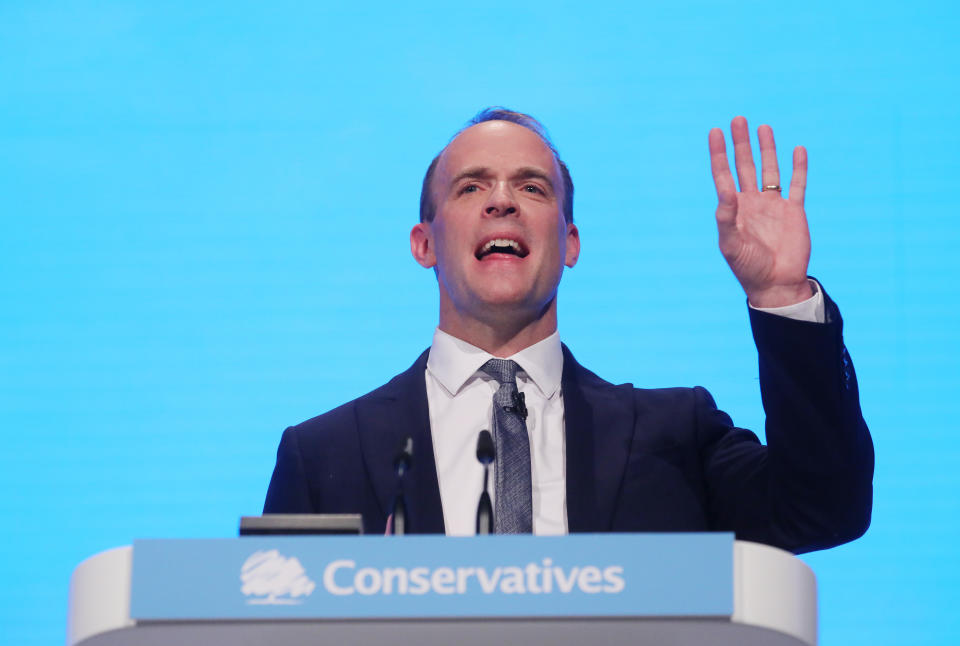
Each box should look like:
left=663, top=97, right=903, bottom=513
left=715, top=189, right=737, bottom=232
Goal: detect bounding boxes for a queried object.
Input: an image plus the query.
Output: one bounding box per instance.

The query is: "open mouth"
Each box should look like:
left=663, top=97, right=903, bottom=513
left=475, top=237, right=529, bottom=260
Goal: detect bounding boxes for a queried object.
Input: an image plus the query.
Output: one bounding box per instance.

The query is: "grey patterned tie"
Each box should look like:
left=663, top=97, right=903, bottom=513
left=480, top=358, right=533, bottom=534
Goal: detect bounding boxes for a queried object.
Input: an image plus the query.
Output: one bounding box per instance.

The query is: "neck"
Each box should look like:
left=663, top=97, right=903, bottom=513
left=437, top=300, right=558, bottom=357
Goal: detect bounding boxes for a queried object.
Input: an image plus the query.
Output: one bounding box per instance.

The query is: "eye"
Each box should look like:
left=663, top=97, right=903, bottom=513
left=522, top=184, right=544, bottom=195
left=459, top=184, right=480, bottom=195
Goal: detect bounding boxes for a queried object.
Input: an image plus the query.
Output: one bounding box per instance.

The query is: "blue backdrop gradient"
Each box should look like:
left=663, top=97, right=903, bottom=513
left=1, top=2, right=958, bottom=644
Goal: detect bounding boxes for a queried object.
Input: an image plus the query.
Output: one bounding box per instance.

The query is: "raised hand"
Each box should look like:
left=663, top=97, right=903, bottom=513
left=709, top=116, right=813, bottom=308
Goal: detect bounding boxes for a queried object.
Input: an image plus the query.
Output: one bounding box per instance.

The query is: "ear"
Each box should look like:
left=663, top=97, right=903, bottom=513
left=564, top=222, right=580, bottom=268
left=410, top=222, right=436, bottom=268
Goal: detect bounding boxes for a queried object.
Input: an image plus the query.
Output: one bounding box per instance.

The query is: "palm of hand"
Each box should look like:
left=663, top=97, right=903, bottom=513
left=720, top=190, right=811, bottom=298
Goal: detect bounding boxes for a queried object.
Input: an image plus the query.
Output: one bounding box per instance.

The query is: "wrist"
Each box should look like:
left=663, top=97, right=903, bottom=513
left=746, top=280, right=815, bottom=308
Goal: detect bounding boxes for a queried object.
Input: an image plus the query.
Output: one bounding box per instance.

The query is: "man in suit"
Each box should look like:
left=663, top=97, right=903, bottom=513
left=264, top=109, right=873, bottom=554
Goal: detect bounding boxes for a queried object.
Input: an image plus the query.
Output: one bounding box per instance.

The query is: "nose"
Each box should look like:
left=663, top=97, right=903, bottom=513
left=484, top=182, right=517, bottom=217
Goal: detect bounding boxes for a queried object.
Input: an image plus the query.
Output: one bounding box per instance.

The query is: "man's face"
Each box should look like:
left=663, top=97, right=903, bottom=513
left=410, top=120, right=579, bottom=327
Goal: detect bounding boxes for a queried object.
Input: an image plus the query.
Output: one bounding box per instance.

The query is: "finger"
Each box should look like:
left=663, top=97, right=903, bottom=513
left=757, top=124, right=780, bottom=190
left=715, top=189, right=738, bottom=236
left=789, top=145, right=807, bottom=204
left=709, top=128, right=737, bottom=197
left=708, top=128, right=738, bottom=227
left=731, top=115, right=758, bottom=192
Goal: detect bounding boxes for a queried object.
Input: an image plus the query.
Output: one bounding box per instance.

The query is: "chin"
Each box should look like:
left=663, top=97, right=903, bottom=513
left=475, top=292, right=530, bottom=309
left=472, top=279, right=535, bottom=303
left=478, top=286, right=557, bottom=314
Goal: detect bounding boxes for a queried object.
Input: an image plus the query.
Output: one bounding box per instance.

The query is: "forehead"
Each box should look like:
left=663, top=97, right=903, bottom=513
left=435, top=120, right=560, bottom=184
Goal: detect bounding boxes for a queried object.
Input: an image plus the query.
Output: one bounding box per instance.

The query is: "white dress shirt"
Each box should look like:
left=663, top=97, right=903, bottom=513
left=426, top=329, right=567, bottom=536
left=426, top=280, right=825, bottom=536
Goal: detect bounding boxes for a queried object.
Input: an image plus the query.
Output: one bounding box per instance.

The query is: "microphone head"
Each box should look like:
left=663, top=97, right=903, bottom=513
left=394, top=436, right=413, bottom=475
left=476, top=430, right=495, bottom=465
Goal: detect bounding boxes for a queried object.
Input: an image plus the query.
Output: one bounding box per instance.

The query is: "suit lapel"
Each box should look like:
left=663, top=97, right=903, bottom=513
left=355, top=350, right=446, bottom=534
left=562, top=345, right=636, bottom=533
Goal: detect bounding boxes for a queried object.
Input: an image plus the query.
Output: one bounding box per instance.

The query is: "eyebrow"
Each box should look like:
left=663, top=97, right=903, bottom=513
left=448, top=166, right=556, bottom=191
left=449, top=166, right=494, bottom=187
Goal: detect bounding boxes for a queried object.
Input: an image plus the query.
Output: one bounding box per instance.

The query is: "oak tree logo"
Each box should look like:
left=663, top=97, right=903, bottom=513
left=240, top=550, right=316, bottom=605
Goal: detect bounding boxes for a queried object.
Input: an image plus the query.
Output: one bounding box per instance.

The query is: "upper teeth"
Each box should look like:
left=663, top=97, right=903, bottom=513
left=482, top=239, right=521, bottom=252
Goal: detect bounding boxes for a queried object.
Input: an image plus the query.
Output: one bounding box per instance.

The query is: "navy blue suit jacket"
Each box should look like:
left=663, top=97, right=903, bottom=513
left=264, top=296, right=874, bottom=554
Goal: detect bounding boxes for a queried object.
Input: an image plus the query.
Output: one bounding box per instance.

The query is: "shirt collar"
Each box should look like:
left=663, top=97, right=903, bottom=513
left=426, top=328, right=564, bottom=399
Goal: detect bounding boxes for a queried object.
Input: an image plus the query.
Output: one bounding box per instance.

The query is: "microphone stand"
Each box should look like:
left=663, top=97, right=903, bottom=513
left=390, top=436, right=413, bottom=535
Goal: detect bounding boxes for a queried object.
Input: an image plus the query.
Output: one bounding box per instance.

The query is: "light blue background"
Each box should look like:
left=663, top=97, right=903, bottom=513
left=131, top=534, right=732, bottom=618
left=1, top=2, right=957, bottom=644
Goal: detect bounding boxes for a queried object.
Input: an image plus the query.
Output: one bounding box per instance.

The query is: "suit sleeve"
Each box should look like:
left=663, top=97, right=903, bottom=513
left=699, top=288, right=874, bottom=553
left=263, top=426, right=315, bottom=513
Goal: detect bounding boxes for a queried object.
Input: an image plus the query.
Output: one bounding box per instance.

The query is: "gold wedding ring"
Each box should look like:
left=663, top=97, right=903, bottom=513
left=762, top=185, right=782, bottom=192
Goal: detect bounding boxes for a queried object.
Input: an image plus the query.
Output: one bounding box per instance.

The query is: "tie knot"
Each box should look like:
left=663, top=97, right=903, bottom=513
left=480, top=358, right=519, bottom=385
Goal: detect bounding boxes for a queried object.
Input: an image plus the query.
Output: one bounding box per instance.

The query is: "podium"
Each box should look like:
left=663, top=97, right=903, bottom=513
left=68, top=535, right=817, bottom=645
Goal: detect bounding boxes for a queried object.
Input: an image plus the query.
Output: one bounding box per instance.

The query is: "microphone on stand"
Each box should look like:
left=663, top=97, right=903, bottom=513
left=389, top=436, right=413, bottom=535
left=475, top=430, right=495, bottom=535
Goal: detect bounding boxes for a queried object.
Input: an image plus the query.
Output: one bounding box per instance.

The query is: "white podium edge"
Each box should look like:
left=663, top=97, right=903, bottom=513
left=68, top=546, right=134, bottom=646
left=733, top=541, right=817, bottom=646
left=67, top=540, right=817, bottom=646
